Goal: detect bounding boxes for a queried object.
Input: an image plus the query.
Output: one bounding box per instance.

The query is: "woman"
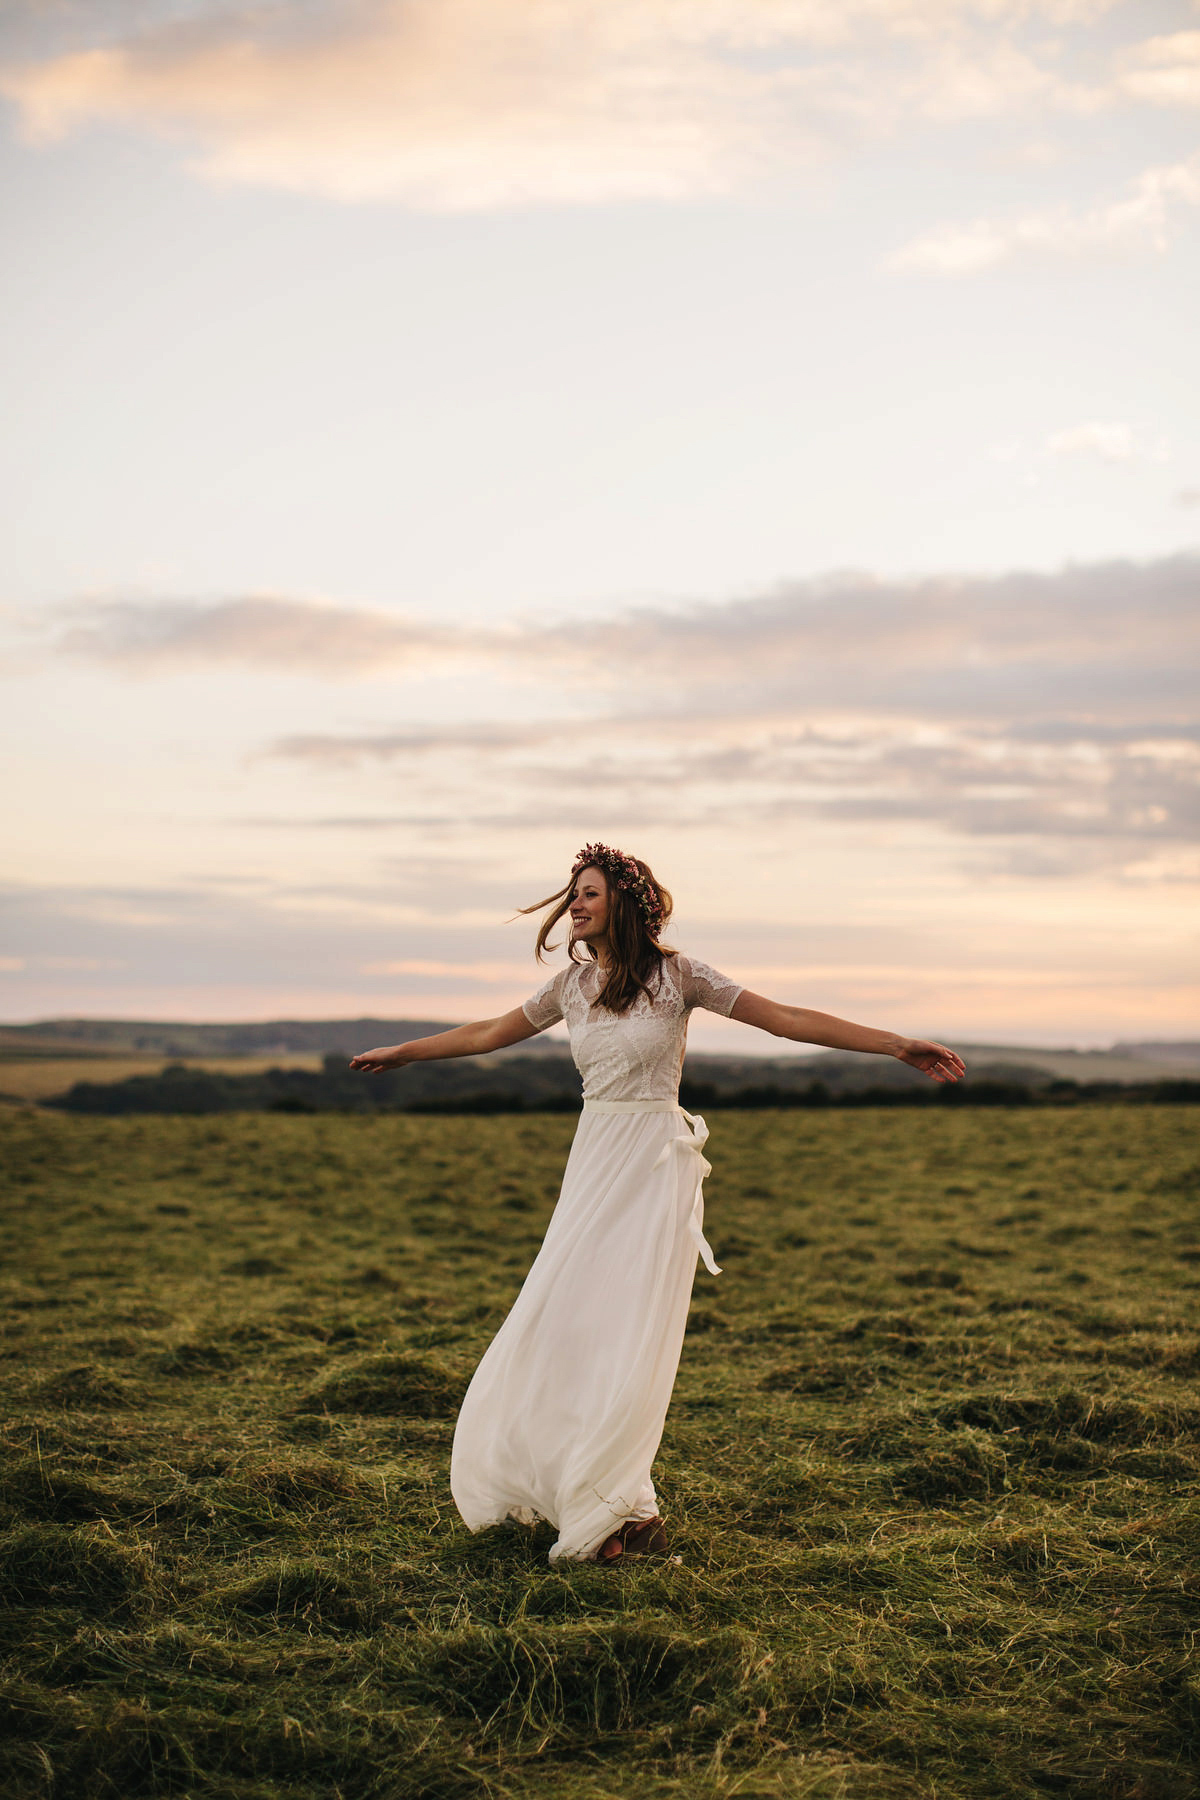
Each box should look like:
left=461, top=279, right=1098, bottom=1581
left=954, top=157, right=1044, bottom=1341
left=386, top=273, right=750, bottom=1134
left=350, top=843, right=964, bottom=1565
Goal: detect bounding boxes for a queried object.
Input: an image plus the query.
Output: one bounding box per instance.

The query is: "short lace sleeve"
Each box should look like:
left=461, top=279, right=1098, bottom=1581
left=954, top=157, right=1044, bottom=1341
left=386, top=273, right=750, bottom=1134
left=678, top=956, right=743, bottom=1017
left=522, top=967, right=568, bottom=1032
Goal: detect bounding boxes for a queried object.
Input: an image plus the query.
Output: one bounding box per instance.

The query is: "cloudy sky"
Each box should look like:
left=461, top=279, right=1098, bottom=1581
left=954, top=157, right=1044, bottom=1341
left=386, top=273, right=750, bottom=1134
left=2, top=0, right=1197, bottom=1047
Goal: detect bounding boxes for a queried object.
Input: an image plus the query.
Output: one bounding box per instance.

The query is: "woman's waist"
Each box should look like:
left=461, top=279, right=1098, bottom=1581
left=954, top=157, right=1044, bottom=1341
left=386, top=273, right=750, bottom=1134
left=581, top=1096, right=682, bottom=1113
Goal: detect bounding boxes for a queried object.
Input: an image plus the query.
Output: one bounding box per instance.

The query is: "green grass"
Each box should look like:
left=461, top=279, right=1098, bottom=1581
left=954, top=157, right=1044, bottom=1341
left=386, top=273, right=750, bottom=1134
left=1, top=1106, right=1197, bottom=1800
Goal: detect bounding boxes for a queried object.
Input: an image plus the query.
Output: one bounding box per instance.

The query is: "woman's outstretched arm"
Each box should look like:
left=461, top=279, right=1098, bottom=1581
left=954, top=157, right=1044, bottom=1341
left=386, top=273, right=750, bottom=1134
left=349, top=1006, right=541, bottom=1074
left=729, top=991, right=965, bottom=1084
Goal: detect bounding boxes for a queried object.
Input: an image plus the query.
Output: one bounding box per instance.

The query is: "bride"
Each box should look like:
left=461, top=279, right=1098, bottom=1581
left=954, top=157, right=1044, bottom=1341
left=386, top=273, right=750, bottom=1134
left=350, top=843, right=964, bottom=1565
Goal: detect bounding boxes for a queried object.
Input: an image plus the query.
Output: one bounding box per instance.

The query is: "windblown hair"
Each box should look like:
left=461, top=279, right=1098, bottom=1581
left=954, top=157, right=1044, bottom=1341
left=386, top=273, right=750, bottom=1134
left=521, top=850, right=675, bottom=1014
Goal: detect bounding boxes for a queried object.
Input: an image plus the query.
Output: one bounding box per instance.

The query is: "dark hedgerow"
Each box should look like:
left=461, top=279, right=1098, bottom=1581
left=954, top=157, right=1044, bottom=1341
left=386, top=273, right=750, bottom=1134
left=43, top=1059, right=1200, bottom=1115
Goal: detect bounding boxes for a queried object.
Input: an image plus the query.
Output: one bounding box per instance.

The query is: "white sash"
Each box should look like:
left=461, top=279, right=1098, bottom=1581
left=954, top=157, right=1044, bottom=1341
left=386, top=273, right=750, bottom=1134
left=581, top=1099, right=721, bottom=1276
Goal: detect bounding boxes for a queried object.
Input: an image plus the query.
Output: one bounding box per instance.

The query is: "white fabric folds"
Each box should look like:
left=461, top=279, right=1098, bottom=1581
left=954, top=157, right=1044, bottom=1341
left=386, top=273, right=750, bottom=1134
left=589, top=1100, right=721, bottom=1275
left=449, top=1102, right=721, bottom=1561
left=449, top=954, right=741, bottom=1564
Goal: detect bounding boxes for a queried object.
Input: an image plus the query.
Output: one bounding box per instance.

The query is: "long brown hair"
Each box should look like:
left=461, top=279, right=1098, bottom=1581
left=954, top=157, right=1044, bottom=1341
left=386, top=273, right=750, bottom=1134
left=521, top=852, right=675, bottom=1014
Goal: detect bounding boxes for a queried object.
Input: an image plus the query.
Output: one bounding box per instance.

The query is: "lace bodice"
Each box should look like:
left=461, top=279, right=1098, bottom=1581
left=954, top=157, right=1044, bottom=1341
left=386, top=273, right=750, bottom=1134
left=522, top=954, right=743, bottom=1102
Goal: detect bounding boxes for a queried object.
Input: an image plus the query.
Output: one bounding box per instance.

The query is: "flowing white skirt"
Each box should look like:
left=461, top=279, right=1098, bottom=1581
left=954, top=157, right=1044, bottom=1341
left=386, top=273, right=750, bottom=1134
left=449, top=1100, right=720, bottom=1563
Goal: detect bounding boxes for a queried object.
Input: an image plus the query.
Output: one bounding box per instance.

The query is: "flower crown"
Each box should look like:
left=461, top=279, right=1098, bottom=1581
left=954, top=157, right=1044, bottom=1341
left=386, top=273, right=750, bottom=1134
left=572, top=842, right=665, bottom=930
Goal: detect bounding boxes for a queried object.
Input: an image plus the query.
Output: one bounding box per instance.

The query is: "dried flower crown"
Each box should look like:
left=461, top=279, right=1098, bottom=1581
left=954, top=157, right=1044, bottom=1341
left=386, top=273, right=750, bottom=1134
left=572, top=842, right=664, bottom=930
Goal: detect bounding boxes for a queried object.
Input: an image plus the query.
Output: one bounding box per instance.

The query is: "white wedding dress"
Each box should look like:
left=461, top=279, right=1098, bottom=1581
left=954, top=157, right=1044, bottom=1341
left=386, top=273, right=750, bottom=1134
left=449, top=953, right=743, bottom=1563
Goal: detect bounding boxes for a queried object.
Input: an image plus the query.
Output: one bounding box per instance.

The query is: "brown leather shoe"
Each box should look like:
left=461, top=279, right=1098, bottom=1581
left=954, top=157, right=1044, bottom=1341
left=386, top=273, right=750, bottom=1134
left=597, top=1516, right=668, bottom=1561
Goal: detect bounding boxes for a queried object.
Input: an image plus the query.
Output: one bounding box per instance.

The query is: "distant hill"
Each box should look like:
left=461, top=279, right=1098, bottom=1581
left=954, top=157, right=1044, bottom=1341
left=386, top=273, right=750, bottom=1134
left=3, top=1017, right=1199, bottom=1082
left=0, top=1017, right=562, bottom=1059
left=951, top=1041, right=1200, bottom=1083
left=6, top=1013, right=1200, bottom=1114
left=1112, top=1041, right=1200, bottom=1065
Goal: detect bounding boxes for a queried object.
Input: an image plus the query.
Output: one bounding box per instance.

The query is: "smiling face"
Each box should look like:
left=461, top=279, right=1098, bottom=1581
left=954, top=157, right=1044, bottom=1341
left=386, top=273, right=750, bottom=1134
left=568, top=865, right=610, bottom=952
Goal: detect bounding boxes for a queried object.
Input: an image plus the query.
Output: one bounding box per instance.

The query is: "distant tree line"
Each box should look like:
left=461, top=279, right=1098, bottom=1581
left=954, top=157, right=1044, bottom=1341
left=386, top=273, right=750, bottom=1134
left=43, top=1053, right=1200, bottom=1116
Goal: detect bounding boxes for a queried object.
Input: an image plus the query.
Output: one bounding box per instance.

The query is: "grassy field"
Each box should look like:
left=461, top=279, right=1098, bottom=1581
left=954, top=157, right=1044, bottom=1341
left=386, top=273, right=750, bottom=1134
left=1, top=1105, right=1197, bottom=1800
left=0, top=1056, right=325, bottom=1105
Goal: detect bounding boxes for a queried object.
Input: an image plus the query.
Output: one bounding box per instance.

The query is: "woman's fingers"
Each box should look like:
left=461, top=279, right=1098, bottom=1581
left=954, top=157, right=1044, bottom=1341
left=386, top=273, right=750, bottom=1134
left=904, top=1039, right=966, bottom=1082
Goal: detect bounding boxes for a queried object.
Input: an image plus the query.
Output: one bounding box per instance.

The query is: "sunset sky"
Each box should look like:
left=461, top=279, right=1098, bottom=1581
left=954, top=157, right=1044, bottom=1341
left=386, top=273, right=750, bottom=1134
left=2, top=0, right=1197, bottom=1049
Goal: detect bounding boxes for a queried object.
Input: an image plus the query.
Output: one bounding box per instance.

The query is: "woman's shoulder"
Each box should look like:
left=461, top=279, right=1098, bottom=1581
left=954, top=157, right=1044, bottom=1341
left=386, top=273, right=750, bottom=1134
left=522, top=961, right=578, bottom=1029
left=553, top=958, right=595, bottom=1005
left=668, top=950, right=718, bottom=982
left=671, top=953, right=744, bottom=1016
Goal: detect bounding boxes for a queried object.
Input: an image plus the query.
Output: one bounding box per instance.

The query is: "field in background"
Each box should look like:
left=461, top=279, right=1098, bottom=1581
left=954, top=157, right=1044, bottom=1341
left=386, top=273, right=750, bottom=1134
left=0, top=1055, right=327, bottom=1104
left=1, top=1107, right=1198, bottom=1800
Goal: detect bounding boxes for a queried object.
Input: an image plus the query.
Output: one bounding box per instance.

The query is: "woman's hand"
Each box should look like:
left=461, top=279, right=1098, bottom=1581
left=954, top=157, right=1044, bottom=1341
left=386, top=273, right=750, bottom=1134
left=349, top=1044, right=408, bottom=1073
left=896, top=1039, right=966, bottom=1084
